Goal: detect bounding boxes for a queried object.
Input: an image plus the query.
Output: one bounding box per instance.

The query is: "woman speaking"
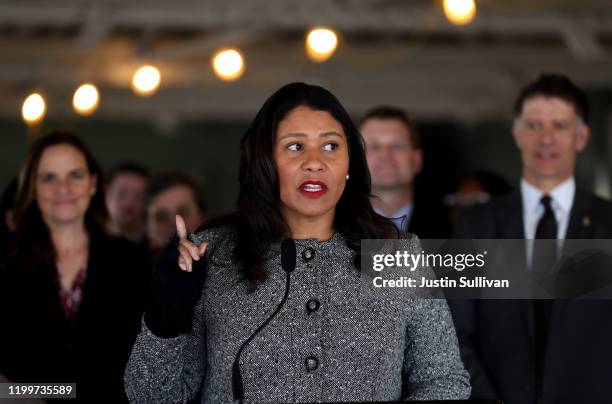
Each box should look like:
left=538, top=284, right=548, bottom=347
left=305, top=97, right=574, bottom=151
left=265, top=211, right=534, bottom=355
left=124, top=83, right=470, bottom=402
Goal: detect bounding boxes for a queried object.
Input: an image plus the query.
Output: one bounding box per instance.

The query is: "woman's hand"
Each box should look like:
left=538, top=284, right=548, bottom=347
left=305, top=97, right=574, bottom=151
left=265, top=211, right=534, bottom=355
left=176, top=215, right=207, bottom=272
left=144, top=215, right=208, bottom=338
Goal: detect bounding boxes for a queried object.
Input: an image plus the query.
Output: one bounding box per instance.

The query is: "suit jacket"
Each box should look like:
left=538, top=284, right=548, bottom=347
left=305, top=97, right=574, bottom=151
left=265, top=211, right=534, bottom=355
left=408, top=199, right=452, bottom=239
left=450, top=188, right=612, bottom=404
left=1, top=233, right=151, bottom=403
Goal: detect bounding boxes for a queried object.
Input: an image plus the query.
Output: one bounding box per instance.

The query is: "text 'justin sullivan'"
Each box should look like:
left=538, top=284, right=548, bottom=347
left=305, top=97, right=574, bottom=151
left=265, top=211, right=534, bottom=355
left=372, top=276, right=510, bottom=288
left=370, top=251, right=510, bottom=289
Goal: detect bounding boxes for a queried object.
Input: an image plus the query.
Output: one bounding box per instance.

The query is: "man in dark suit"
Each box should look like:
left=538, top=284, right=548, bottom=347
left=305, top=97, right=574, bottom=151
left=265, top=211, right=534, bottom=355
left=360, top=106, right=451, bottom=238
left=451, top=73, right=612, bottom=404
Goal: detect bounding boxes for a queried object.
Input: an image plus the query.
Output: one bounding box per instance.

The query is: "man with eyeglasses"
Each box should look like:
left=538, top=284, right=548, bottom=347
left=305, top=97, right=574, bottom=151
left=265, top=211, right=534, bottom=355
left=451, top=73, right=612, bottom=404
left=145, top=173, right=206, bottom=255
left=360, top=106, right=451, bottom=238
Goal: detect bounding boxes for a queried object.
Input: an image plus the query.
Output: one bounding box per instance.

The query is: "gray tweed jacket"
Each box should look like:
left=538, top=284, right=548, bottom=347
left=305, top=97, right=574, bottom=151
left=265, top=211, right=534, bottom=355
left=124, top=226, right=470, bottom=403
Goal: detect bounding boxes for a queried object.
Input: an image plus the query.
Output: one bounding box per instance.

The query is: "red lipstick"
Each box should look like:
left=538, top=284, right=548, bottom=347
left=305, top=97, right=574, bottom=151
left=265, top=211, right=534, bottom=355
left=298, top=180, right=328, bottom=198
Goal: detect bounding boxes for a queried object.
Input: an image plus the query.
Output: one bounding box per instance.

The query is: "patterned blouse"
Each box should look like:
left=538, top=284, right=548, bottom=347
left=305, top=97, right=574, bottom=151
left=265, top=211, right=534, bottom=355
left=56, top=266, right=87, bottom=320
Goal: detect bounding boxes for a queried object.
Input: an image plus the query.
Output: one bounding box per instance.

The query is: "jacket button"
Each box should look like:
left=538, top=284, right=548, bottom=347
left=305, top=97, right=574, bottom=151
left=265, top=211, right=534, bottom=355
left=306, top=299, right=320, bottom=314
left=305, top=356, right=319, bottom=372
left=302, top=248, right=315, bottom=262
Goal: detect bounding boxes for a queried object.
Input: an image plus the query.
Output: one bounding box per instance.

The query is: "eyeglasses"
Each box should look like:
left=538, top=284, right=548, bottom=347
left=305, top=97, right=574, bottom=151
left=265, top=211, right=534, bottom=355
left=520, top=119, right=577, bottom=135
left=152, top=204, right=196, bottom=224
left=366, top=142, right=410, bottom=152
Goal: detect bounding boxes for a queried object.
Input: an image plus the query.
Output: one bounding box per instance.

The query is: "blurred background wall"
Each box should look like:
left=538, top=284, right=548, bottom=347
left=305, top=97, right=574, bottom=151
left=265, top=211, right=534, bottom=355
left=1, top=0, right=612, bottom=214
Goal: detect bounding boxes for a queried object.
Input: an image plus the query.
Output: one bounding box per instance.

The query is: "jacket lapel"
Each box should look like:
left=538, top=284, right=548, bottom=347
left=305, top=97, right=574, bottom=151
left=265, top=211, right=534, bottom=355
left=550, top=189, right=595, bottom=341
left=509, top=189, right=541, bottom=342
left=75, top=233, right=101, bottom=326
left=566, top=189, right=595, bottom=239
left=499, top=190, right=525, bottom=239
left=497, top=190, right=534, bottom=339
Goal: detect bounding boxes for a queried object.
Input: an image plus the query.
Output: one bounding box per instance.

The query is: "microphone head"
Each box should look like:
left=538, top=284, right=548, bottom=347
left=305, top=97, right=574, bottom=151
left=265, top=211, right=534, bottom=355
left=281, top=238, right=296, bottom=274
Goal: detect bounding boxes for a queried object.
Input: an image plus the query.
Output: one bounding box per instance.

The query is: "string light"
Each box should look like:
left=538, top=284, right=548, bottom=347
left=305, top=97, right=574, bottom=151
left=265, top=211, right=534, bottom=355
left=72, top=83, right=99, bottom=115
left=131, top=65, right=161, bottom=96
left=443, top=0, right=477, bottom=26
left=212, top=48, right=245, bottom=82
left=22, top=93, right=46, bottom=124
left=306, top=27, right=338, bottom=62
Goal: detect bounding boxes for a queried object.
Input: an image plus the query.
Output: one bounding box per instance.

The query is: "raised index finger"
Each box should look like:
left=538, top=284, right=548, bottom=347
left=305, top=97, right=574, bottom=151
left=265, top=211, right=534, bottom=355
left=176, top=214, right=188, bottom=240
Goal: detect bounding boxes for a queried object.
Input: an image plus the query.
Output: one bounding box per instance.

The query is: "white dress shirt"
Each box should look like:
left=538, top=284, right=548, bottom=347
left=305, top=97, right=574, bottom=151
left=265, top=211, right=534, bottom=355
left=521, top=176, right=575, bottom=240
left=521, top=177, right=575, bottom=267
left=374, top=202, right=414, bottom=232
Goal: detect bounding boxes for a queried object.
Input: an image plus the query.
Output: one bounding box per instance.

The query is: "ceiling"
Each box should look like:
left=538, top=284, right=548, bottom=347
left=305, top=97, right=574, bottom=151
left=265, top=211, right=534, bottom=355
left=1, top=0, right=612, bottom=125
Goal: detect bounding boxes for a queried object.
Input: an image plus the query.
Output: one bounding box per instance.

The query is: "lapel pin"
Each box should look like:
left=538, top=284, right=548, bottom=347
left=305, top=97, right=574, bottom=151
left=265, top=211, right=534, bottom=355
left=582, top=216, right=591, bottom=227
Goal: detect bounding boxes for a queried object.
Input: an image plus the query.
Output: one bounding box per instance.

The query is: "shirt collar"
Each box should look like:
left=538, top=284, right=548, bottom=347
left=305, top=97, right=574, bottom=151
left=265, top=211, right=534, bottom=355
left=373, top=202, right=414, bottom=220
left=520, top=176, right=575, bottom=213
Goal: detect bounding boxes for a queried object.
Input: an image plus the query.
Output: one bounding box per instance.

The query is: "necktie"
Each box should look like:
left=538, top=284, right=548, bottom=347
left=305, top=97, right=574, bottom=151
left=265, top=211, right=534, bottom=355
left=533, top=195, right=558, bottom=280
left=533, top=194, right=557, bottom=401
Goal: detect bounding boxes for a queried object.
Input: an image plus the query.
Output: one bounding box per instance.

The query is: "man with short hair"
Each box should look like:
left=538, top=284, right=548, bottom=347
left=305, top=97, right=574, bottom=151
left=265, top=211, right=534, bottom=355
left=105, top=163, right=149, bottom=244
left=452, top=73, right=612, bottom=404
left=360, top=106, right=450, bottom=238
left=145, top=172, right=206, bottom=254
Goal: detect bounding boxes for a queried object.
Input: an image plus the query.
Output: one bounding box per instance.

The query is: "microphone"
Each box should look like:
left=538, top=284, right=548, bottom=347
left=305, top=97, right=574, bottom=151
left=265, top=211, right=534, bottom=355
left=232, top=238, right=296, bottom=403
left=280, top=238, right=297, bottom=274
